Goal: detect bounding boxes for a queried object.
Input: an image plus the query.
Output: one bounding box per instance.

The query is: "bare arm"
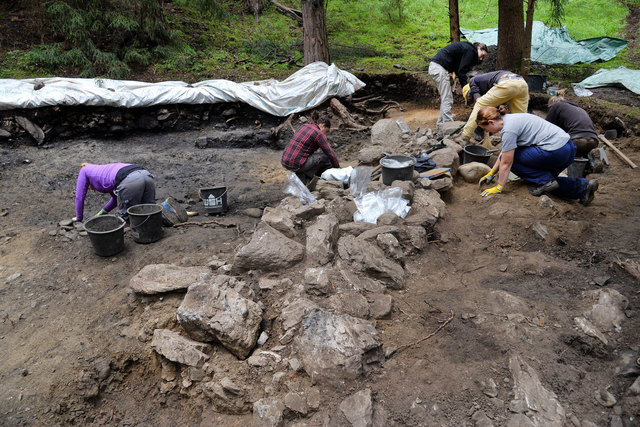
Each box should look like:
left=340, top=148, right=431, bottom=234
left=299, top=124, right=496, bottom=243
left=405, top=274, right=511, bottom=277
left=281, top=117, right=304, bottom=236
left=497, top=150, right=514, bottom=188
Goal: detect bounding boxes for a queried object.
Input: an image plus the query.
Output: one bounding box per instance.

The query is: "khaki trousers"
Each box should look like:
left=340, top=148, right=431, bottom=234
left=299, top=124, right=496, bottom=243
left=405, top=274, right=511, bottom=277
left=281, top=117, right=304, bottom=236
left=462, top=78, right=530, bottom=139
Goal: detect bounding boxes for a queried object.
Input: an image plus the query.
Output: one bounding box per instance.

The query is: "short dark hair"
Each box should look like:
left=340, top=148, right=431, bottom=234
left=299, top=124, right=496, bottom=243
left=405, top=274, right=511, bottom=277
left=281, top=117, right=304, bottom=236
left=474, top=42, right=488, bottom=54
left=311, top=110, right=331, bottom=129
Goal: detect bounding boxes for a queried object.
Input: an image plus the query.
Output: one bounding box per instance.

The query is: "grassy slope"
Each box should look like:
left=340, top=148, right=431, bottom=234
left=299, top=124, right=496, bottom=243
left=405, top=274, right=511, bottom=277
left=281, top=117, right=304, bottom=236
left=0, top=0, right=631, bottom=82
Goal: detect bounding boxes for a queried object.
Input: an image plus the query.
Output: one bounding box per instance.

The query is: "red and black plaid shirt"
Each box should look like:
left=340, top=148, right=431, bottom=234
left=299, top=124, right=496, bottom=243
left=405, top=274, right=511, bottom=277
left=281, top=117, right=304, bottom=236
left=281, top=124, right=340, bottom=170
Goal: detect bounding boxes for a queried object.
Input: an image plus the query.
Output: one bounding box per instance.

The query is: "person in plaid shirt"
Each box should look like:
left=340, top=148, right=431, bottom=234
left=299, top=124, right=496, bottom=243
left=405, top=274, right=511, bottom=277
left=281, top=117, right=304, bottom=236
left=281, top=113, right=340, bottom=183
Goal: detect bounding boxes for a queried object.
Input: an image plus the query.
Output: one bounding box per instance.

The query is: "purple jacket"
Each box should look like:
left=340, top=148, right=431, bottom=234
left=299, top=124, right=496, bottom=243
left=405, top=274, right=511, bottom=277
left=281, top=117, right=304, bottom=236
left=75, top=163, right=131, bottom=221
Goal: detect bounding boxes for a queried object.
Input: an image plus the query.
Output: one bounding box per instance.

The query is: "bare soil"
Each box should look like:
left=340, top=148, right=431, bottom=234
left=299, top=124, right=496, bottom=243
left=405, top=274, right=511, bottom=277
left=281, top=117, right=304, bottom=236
left=1, top=72, right=640, bottom=426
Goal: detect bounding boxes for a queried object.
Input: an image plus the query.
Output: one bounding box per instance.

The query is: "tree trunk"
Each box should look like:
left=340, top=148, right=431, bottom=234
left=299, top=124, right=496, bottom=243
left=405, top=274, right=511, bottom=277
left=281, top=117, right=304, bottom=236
left=301, top=0, right=330, bottom=65
left=496, top=0, right=525, bottom=72
left=449, top=0, right=460, bottom=43
left=248, top=0, right=265, bottom=22
left=520, top=0, right=537, bottom=80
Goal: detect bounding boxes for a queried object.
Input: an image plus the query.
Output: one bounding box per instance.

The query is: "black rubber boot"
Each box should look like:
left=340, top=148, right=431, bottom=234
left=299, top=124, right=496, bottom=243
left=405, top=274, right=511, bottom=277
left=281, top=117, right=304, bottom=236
left=580, top=180, right=599, bottom=206
left=528, top=179, right=560, bottom=196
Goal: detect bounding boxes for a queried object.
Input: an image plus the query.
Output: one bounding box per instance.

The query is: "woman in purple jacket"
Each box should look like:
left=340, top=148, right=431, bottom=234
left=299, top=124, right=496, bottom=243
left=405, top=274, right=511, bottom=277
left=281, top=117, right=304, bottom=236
left=74, top=163, right=156, bottom=222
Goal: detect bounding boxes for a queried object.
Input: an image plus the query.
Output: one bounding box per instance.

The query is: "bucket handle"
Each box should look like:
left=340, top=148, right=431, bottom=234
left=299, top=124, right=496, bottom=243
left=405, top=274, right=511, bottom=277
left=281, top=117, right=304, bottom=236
left=130, top=214, right=152, bottom=230
left=200, top=189, right=228, bottom=199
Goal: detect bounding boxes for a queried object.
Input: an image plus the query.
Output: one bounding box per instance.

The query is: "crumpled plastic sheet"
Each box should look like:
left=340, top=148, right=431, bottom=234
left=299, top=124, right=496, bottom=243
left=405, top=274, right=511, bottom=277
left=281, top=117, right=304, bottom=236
left=349, top=166, right=372, bottom=199
left=462, top=21, right=627, bottom=65
left=577, top=66, right=640, bottom=95
left=0, top=62, right=366, bottom=115
left=320, top=166, right=354, bottom=184
left=354, top=187, right=410, bottom=224
left=283, top=173, right=316, bottom=205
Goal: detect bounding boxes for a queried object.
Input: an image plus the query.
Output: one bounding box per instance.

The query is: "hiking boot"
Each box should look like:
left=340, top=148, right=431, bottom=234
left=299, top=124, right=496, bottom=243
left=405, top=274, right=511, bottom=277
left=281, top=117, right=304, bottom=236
left=580, top=180, right=599, bottom=206
left=528, top=179, right=559, bottom=197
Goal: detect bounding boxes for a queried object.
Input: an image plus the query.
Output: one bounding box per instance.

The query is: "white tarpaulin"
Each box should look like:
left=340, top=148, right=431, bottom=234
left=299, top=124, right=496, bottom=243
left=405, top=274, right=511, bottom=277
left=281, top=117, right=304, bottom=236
left=0, top=62, right=366, bottom=116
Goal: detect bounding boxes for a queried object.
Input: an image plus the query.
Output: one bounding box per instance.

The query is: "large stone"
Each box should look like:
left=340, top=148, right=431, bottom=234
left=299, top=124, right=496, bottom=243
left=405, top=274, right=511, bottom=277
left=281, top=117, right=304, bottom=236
left=458, top=162, right=492, bottom=183
left=253, top=398, right=285, bottom=427
left=367, top=293, right=392, bottom=319
left=429, top=146, right=460, bottom=175
left=16, top=116, right=45, bottom=144
left=358, top=146, right=385, bottom=165
left=280, top=298, right=320, bottom=332
left=306, top=214, right=339, bottom=266
left=328, top=292, right=370, bottom=318
left=370, top=118, right=403, bottom=147
left=583, top=288, right=629, bottom=332
left=442, top=137, right=463, bottom=154
left=412, top=188, right=447, bottom=220
left=303, top=267, right=331, bottom=295
left=129, top=264, right=211, bottom=294
left=234, top=223, right=305, bottom=271
left=151, top=329, right=211, bottom=367
left=337, top=234, right=404, bottom=288
left=293, top=200, right=326, bottom=220
left=177, top=278, right=263, bottom=359
left=340, top=389, right=373, bottom=427
left=509, top=354, right=566, bottom=426
left=295, top=308, right=383, bottom=384
left=261, top=207, right=297, bottom=238
left=203, top=380, right=250, bottom=414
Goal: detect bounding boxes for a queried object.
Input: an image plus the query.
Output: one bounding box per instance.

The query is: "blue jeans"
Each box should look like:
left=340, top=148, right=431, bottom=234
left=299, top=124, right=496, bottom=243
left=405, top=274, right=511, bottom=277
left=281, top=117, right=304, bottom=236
left=510, top=140, right=588, bottom=200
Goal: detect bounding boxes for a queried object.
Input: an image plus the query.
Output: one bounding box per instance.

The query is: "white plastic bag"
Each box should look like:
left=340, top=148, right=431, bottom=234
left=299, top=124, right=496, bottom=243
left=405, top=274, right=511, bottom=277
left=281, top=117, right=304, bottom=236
left=283, top=173, right=316, bottom=205
left=353, top=187, right=410, bottom=224
left=320, top=166, right=354, bottom=184
left=349, top=166, right=373, bottom=199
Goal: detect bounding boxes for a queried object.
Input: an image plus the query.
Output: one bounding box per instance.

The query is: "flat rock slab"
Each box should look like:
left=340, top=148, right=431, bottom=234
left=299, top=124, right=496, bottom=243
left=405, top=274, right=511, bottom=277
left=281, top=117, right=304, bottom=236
left=129, top=264, right=211, bottom=294
left=233, top=223, right=304, bottom=271
left=151, top=329, right=211, bottom=367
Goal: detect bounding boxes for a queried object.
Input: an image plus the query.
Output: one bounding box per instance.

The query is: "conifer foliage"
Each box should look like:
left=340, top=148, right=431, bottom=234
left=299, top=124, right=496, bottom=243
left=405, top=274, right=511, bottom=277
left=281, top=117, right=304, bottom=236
left=29, top=0, right=173, bottom=78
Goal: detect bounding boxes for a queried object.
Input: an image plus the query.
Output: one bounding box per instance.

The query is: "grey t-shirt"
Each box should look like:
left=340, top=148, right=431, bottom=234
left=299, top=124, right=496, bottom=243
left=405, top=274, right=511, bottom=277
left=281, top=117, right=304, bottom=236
left=501, top=113, right=570, bottom=152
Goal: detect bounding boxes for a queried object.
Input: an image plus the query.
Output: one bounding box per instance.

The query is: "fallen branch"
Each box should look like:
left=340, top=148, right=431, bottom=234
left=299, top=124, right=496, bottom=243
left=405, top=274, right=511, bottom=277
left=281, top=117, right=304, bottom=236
left=598, top=134, right=637, bottom=169
left=329, top=98, right=369, bottom=131
left=270, top=0, right=302, bottom=22
left=173, top=220, right=236, bottom=228
left=615, top=258, right=640, bottom=281
left=390, top=309, right=454, bottom=357
left=271, top=114, right=296, bottom=137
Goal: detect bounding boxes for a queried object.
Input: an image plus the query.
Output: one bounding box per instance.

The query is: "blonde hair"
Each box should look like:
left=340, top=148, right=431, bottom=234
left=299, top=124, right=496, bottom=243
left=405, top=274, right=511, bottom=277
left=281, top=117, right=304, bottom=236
left=548, top=95, right=565, bottom=107
left=476, top=106, right=506, bottom=126
left=80, top=163, right=91, bottom=169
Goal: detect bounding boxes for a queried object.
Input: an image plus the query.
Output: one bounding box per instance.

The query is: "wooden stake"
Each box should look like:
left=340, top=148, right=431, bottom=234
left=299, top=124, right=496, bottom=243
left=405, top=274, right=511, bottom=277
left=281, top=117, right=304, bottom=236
left=598, top=134, right=637, bottom=169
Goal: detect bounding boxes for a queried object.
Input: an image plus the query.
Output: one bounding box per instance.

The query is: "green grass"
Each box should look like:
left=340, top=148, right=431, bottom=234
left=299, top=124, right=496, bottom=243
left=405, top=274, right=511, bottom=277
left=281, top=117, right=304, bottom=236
left=0, top=0, right=633, bottom=81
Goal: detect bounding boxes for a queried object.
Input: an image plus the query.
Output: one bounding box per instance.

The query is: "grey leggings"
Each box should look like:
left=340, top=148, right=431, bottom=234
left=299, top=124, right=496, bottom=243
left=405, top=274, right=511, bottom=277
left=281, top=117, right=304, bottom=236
left=115, top=169, right=156, bottom=220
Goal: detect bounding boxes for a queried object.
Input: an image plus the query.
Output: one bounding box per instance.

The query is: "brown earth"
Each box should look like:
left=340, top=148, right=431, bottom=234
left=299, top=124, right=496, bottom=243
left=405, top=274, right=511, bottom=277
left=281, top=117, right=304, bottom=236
left=1, top=71, right=640, bottom=426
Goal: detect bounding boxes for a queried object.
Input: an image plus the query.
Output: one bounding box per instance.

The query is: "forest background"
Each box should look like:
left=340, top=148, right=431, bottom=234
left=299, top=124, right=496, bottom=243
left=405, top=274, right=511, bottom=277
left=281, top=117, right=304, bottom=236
left=0, top=0, right=634, bottom=85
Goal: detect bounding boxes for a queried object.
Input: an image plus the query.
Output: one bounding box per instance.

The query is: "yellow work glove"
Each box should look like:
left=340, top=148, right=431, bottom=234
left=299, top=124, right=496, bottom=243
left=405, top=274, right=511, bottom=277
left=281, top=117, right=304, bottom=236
left=478, top=169, right=497, bottom=186
left=481, top=184, right=503, bottom=197
left=96, top=208, right=108, bottom=216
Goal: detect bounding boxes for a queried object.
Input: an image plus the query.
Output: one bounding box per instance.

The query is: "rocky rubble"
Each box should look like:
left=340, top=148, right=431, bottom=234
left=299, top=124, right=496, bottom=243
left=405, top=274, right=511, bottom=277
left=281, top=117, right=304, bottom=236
left=114, top=118, right=638, bottom=425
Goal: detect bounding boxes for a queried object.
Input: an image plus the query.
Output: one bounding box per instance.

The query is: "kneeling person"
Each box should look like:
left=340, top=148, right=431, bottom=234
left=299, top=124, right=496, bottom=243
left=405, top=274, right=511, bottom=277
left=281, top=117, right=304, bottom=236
left=281, top=114, right=340, bottom=183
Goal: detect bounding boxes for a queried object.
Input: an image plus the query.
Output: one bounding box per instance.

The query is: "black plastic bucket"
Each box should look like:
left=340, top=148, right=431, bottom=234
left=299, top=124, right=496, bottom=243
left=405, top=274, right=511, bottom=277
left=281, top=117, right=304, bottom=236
left=379, top=155, right=416, bottom=185
left=127, top=204, right=163, bottom=244
left=84, top=215, right=125, bottom=256
left=462, top=145, right=492, bottom=165
left=199, top=187, right=228, bottom=214
left=528, top=74, right=547, bottom=92
left=567, top=157, right=588, bottom=178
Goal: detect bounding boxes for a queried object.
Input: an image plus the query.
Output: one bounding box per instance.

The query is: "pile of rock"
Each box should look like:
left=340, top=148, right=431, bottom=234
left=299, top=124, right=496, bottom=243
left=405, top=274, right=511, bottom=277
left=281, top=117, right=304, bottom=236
left=128, top=121, right=457, bottom=423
